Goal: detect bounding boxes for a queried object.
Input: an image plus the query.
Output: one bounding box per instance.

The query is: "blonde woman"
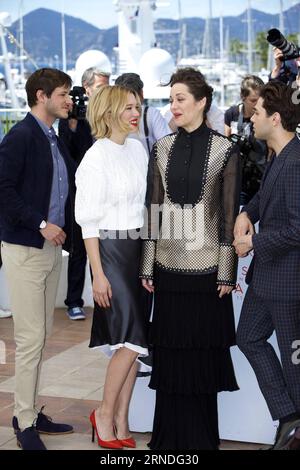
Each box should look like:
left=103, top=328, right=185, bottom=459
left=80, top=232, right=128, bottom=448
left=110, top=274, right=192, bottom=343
left=75, top=86, right=149, bottom=449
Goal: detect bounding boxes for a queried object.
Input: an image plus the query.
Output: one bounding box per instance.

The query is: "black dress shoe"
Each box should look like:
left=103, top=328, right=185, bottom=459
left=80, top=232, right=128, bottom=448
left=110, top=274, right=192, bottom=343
left=36, top=406, right=73, bottom=435
left=13, top=406, right=73, bottom=436
left=12, top=415, right=20, bottom=434
left=272, top=418, right=300, bottom=450
left=16, top=426, right=47, bottom=450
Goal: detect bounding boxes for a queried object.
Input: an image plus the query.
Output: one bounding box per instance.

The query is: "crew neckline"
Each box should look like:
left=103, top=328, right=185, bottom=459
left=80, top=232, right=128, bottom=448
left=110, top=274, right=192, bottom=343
left=103, top=137, right=128, bottom=148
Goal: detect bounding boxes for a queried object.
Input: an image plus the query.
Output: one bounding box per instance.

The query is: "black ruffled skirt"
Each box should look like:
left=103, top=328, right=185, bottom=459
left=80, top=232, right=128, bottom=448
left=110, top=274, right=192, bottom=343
left=148, top=268, right=239, bottom=450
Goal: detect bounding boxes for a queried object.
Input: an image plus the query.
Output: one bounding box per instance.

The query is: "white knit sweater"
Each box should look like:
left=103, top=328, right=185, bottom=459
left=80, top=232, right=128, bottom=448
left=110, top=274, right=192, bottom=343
left=75, top=137, right=148, bottom=239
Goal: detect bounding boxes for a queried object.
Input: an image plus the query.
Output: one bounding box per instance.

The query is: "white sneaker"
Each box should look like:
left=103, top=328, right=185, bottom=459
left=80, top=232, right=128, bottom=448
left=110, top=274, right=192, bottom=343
left=0, top=308, right=12, bottom=318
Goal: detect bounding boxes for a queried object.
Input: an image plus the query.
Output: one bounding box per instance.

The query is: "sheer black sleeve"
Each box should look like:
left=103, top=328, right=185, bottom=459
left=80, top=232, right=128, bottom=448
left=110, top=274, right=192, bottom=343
left=140, top=144, right=165, bottom=279
left=217, top=147, right=241, bottom=286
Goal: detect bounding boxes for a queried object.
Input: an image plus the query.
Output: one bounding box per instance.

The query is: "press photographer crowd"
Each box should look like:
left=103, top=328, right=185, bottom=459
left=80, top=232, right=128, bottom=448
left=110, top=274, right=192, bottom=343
left=0, top=26, right=300, bottom=452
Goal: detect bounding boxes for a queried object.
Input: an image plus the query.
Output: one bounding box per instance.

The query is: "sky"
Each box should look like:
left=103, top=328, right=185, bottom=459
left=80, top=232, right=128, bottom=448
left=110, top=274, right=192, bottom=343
left=0, top=0, right=296, bottom=29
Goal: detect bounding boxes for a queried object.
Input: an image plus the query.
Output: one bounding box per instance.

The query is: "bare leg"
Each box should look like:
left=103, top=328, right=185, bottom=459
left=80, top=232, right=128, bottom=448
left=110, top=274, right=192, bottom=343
left=95, top=347, right=138, bottom=441
left=114, top=361, right=138, bottom=439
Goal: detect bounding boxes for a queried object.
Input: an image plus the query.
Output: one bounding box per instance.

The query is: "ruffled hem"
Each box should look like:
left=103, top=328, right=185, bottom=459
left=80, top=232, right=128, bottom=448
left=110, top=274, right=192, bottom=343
left=150, top=288, right=236, bottom=349
left=90, top=344, right=151, bottom=373
left=149, top=346, right=239, bottom=394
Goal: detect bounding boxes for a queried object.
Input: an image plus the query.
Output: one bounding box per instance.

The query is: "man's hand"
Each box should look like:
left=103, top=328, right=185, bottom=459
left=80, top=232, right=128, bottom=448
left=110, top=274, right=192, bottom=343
left=271, top=47, right=283, bottom=79
left=234, top=212, right=254, bottom=238
left=68, top=118, right=78, bottom=131
left=233, top=234, right=253, bottom=257
left=40, top=222, right=66, bottom=246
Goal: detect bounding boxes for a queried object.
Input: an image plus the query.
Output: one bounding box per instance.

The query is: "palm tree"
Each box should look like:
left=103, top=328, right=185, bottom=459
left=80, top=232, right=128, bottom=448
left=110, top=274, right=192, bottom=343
left=255, top=32, right=269, bottom=68
left=229, top=38, right=244, bottom=63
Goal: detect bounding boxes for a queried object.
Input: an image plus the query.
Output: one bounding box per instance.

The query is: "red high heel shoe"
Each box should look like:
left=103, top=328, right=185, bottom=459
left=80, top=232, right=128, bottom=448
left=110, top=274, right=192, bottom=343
left=118, top=437, right=136, bottom=448
left=90, top=410, right=123, bottom=450
left=113, top=424, right=136, bottom=448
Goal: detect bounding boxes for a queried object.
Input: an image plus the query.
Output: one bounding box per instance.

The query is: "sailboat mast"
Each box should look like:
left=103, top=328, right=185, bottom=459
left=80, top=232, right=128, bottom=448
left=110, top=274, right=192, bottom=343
left=177, top=0, right=183, bottom=61
left=180, top=23, right=187, bottom=61
left=219, top=5, right=224, bottom=108
left=279, top=0, right=284, bottom=34
left=0, top=15, right=19, bottom=108
left=203, top=0, right=213, bottom=58
left=19, top=0, right=24, bottom=81
left=247, top=0, right=253, bottom=73
left=61, top=1, right=67, bottom=72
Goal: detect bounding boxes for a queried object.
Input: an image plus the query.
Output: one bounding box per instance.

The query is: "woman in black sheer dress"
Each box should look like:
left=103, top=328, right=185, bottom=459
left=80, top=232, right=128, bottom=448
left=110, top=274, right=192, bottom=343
left=140, top=68, right=241, bottom=450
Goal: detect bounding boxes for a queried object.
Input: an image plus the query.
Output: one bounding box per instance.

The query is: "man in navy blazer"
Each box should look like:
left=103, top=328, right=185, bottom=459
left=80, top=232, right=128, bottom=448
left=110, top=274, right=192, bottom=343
left=234, top=81, right=300, bottom=450
left=0, top=68, right=76, bottom=450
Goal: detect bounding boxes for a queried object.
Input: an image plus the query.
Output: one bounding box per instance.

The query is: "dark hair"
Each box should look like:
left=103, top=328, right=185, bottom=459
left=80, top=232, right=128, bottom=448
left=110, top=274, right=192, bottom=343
left=25, top=68, right=72, bottom=107
left=240, top=75, right=264, bottom=99
left=115, top=73, right=144, bottom=96
left=168, top=67, right=213, bottom=116
left=260, top=81, right=300, bottom=132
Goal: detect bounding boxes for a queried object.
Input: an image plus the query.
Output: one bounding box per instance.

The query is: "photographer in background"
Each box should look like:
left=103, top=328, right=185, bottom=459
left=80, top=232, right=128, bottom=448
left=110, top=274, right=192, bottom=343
left=270, top=47, right=299, bottom=85
left=59, top=67, right=110, bottom=165
left=58, top=67, right=110, bottom=321
left=115, top=72, right=171, bottom=156
left=225, top=75, right=267, bottom=204
left=267, top=29, right=300, bottom=86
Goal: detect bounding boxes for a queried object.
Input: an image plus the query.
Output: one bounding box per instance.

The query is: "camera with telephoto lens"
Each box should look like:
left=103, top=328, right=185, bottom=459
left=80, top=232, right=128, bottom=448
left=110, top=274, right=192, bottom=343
left=267, top=28, right=300, bottom=61
left=230, top=133, right=267, bottom=203
left=68, top=86, right=88, bottom=120
left=230, top=133, right=253, bottom=157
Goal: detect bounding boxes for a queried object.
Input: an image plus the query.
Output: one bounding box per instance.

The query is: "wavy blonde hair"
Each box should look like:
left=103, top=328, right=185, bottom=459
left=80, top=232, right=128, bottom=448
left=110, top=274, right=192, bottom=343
left=87, top=85, right=141, bottom=139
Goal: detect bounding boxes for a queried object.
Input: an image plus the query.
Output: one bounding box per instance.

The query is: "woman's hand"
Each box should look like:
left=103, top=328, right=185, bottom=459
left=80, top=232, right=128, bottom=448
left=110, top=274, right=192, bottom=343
left=93, top=274, right=112, bottom=308
left=217, top=285, right=234, bottom=298
left=142, top=278, right=155, bottom=293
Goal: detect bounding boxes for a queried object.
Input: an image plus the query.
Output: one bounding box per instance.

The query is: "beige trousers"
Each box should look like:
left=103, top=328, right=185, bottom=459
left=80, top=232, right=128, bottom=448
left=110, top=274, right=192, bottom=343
left=1, top=240, right=62, bottom=430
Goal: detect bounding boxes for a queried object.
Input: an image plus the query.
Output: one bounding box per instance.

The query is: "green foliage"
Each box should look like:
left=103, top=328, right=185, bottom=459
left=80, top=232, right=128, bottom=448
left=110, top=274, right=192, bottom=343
left=255, top=31, right=269, bottom=68
left=230, top=38, right=244, bottom=55
left=229, top=38, right=244, bottom=62
left=0, top=115, right=21, bottom=134
left=287, top=33, right=298, bottom=45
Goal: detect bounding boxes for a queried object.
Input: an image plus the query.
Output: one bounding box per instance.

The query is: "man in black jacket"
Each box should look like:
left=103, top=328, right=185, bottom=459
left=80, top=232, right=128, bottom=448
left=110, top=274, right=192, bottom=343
left=0, top=68, right=76, bottom=450
left=58, top=67, right=110, bottom=321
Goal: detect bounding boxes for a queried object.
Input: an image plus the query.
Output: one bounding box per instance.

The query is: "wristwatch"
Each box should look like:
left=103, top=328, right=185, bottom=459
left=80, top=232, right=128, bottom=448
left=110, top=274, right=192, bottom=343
left=39, top=220, right=47, bottom=229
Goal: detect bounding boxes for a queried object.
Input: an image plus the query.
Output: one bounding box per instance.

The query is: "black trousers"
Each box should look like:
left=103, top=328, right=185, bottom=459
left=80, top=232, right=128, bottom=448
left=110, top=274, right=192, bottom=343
left=64, top=223, right=87, bottom=308
left=237, top=285, right=300, bottom=420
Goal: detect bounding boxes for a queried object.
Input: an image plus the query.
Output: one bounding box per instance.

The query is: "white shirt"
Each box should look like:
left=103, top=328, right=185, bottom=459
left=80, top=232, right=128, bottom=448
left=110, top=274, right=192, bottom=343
left=160, top=100, right=225, bottom=135
left=75, top=138, right=148, bottom=238
left=129, top=105, right=171, bottom=154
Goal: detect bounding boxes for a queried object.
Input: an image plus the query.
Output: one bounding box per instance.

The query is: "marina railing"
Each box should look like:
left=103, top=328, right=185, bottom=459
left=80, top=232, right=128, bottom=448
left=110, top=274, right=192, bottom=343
left=0, top=108, right=28, bottom=140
